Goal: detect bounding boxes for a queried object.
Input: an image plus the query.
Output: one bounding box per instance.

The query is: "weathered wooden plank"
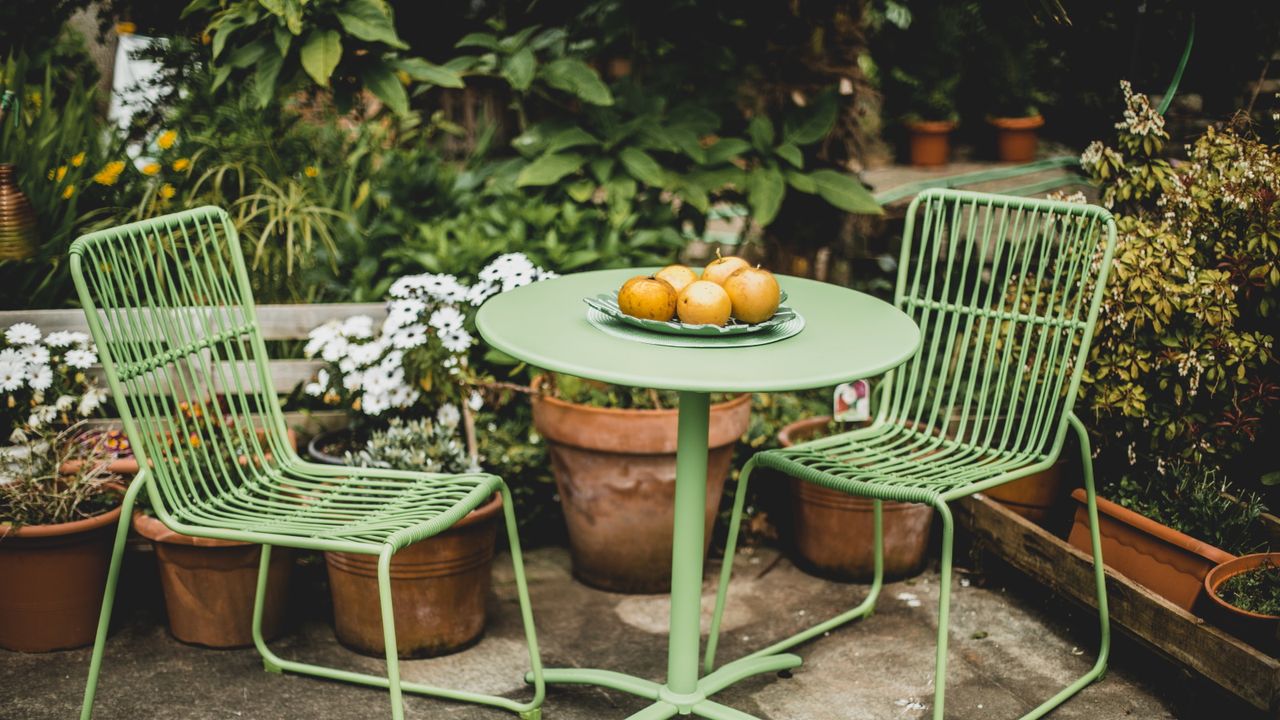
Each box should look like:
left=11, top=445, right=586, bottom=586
left=957, top=492, right=1280, bottom=712
left=85, top=358, right=325, bottom=395
left=1, top=303, right=387, bottom=341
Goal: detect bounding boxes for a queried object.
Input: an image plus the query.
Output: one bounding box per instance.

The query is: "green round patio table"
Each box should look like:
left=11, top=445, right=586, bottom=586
left=477, top=267, right=920, bottom=720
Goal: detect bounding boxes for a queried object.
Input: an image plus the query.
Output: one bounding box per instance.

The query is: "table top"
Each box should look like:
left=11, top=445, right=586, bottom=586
left=476, top=268, right=921, bottom=393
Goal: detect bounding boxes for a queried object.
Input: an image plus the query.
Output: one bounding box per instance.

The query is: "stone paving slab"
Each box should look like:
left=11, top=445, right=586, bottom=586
left=0, top=545, right=1221, bottom=719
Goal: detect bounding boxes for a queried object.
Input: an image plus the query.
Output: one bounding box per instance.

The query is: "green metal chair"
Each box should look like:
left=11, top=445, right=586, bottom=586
left=705, top=188, right=1117, bottom=719
left=70, top=206, right=545, bottom=720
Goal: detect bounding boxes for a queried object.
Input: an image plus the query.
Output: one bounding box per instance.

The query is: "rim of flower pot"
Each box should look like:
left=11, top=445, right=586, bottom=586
left=132, top=511, right=255, bottom=548
left=0, top=483, right=125, bottom=539
left=1204, top=552, right=1280, bottom=620
left=905, top=119, right=958, bottom=133
left=778, top=415, right=834, bottom=447
left=530, top=375, right=751, bottom=417
left=307, top=428, right=357, bottom=465
left=988, top=115, right=1045, bottom=130
left=1069, top=487, right=1236, bottom=565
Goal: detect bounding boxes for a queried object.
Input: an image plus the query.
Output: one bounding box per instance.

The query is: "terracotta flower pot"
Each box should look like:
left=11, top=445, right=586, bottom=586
left=982, top=457, right=1069, bottom=524
left=132, top=512, right=291, bottom=648
left=778, top=416, right=933, bottom=581
left=905, top=119, right=957, bottom=167
left=531, top=377, right=753, bottom=593
left=1204, top=553, right=1280, bottom=654
left=0, top=500, right=123, bottom=652
left=326, top=492, right=503, bottom=658
left=1067, top=488, right=1235, bottom=612
left=989, top=115, right=1045, bottom=163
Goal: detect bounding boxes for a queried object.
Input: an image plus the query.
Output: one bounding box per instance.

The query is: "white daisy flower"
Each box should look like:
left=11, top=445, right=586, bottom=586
left=467, top=391, right=484, bottom=412
left=54, top=394, right=76, bottom=411
left=21, top=345, right=50, bottom=367
left=5, top=323, right=41, bottom=345
left=79, top=387, right=107, bottom=416
left=436, top=403, right=461, bottom=429
left=340, top=315, right=375, bottom=339
left=304, top=321, right=342, bottom=357
left=384, top=299, right=426, bottom=333
left=320, top=336, right=350, bottom=363
left=428, top=306, right=465, bottom=332
left=28, top=365, right=53, bottom=391
left=390, top=324, right=429, bottom=349
left=342, top=370, right=364, bottom=393
left=388, top=384, right=419, bottom=408
left=304, top=368, right=330, bottom=397
left=44, top=330, right=79, bottom=347
left=28, top=405, right=57, bottom=428
left=348, top=341, right=385, bottom=367
left=439, top=328, right=473, bottom=353
left=0, top=353, right=25, bottom=391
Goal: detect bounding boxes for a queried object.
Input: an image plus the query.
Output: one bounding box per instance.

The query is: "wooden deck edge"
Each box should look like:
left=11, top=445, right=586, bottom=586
left=956, top=492, right=1280, bottom=712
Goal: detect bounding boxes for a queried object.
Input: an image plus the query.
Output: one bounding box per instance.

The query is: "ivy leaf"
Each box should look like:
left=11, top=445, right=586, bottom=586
left=394, top=58, right=464, bottom=88
left=808, top=169, right=882, bottom=215
left=300, top=29, right=342, bottom=87
left=747, top=116, right=775, bottom=151
left=539, top=58, right=613, bottom=106
left=517, top=153, right=587, bottom=187
left=783, top=91, right=838, bottom=145
left=252, top=49, right=284, bottom=108
left=619, top=147, right=666, bottom=187
left=775, top=142, right=804, bottom=169
left=336, top=0, right=408, bottom=49
left=362, top=63, right=408, bottom=116
left=502, top=46, right=536, bottom=91
left=748, top=165, right=786, bottom=225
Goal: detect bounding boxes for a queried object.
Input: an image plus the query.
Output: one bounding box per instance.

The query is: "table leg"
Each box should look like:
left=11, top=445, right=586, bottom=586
left=668, top=390, right=710, bottom=695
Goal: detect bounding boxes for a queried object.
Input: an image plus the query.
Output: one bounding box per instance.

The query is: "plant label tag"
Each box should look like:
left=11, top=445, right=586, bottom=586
left=833, top=380, right=870, bottom=423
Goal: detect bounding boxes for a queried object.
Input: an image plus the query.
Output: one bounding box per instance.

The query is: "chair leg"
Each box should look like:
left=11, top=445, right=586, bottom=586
left=378, top=547, right=407, bottom=720
left=704, top=457, right=756, bottom=674
left=931, top=500, right=955, bottom=720
left=81, top=476, right=146, bottom=720
left=501, top=483, right=545, bottom=720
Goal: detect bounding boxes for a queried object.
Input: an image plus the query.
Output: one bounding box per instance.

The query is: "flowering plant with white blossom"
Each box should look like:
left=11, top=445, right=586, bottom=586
left=302, top=253, right=556, bottom=420
left=1, top=323, right=108, bottom=439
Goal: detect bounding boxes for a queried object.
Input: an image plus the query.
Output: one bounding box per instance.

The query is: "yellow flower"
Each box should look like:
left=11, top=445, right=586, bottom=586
left=62, top=185, right=75, bottom=199
left=70, top=152, right=86, bottom=167
left=141, top=162, right=161, bottom=176
left=157, top=130, right=177, bottom=150
left=304, top=165, right=319, bottom=178
left=116, top=22, right=136, bottom=35
left=172, top=157, right=190, bottom=172
left=93, top=161, right=126, bottom=186
left=48, top=165, right=68, bottom=182
left=159, top=183, right=176, bottom=200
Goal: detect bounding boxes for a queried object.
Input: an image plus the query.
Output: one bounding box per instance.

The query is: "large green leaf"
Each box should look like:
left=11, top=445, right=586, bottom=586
left=362, top=63, right=408, bottom=116
left=394, top=58, right=464, bottom=88
left=300, top=29, right=342, bottom=86
left=226, top=39, right=269, bottom=68
left=545, top=126, right=600, bottom=154
left=252, top=49, right=284, bottom=108
left=502, top=47, right=536, bottom=91
left=336, top=0, right=407, bottom=49
left=516, top=153, right=586, bottom=187
left=667, top=126, right=706, bottom=163
left=705, top=138, right=751, bottom=164
left=784, top=91, right=838, bottom=145
left=784, top=169, right=817, bottom=193
left=774, top=142, right=804, bottom=169
left=747, top=116, right=775, bottom=151
left=619, top=147, right=666, bottom=187
left=808, top=170, right=882, bottom=215
left=748, top=165, right=786, bottom=225
left=455, top=32, right=499, bottom=50
left=539, top=58, right=613, bottom=106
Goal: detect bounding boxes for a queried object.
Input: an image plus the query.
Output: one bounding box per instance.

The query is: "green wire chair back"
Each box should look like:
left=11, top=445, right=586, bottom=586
left=69, top=206, right=292, bottom=520
left=883, top=189, right=1117, bottom=460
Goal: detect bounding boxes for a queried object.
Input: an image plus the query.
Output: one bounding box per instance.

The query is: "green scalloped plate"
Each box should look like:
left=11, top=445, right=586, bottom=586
left=583, top=290, right=795, bottom=336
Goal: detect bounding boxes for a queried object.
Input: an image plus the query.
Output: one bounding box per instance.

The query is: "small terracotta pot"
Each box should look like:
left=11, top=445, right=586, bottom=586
left=989, top=115, right=1045, bottom=163
left=1067, top=488, right=1235, bottom=612
left=132, top=513, right=291, bottom=648
left=905, top=119, right=957, bottom=167
left=532, top=377, right=753, bottom=593
left=1204, top=553, right=1280, bottom=654
left=982, top=458, right=1069, bottom=523
left=0, top=500, right=123, bottom=652
left=778, top=416, right=933, bottom=581
left=325, top=492, right=502, bottom=658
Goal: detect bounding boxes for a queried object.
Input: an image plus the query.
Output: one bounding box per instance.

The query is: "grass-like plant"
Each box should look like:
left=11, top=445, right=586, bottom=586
left=1218, top=558, right=1280, bottom=617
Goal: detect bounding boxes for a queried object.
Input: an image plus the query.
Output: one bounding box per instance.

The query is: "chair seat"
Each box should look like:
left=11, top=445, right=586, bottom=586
left=163, top=465, right=501, bottom=552
left=757, top=422, right=1048, bottom=505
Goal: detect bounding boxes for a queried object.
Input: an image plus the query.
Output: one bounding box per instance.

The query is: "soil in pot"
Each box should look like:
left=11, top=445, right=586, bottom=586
left=0, top=503, right=123, bottom=652
left=989, top=115, right=1045, bottom=163
left=905, top=119, right=957, bottom=167
left=326, top=492, right=502, bottom=658
left=132, top=512, right=292, bottom=648
left=1205, top=553, right=1280, bottom=655
left=532, top=378, right=753, bottom=593
left=778, top=416, right=933, bottom=581
left=1067, top=488, right=1235, bottom=612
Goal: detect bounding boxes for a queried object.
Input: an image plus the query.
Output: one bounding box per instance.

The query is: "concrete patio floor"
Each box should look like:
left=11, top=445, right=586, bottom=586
left=0, top=545, right=1252, bottom=719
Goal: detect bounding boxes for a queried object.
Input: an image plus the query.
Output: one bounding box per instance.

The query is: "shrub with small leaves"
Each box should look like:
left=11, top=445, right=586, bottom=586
left=345, top=415, right=476, bottom=476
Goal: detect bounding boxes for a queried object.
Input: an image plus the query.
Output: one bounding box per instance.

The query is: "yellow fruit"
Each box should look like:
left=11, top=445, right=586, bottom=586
left=724, top=266, right=781, bottom=323
left=655, top=264, right=698, bottom=294
left=677, top=280, right=732, bottom=326
left=701, top=253, right=751, bottom=285
left=618, top=275, right=677, bottom=321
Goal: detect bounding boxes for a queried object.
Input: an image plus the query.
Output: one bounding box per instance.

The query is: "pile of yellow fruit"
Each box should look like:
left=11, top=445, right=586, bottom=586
left=616, top=254, right=781, bottom=327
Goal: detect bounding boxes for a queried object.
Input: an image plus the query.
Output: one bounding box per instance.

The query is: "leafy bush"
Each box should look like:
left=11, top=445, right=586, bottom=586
left=345, top=416, right=476, bottom=475
left=1108, top=463, right=1267, bottom=557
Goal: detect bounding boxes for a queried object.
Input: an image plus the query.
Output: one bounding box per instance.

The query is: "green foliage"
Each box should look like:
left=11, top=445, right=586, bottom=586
left=1079, top=82, right=1280, bottom=486
left=875, top=1, right=975, bottom=122
left=1218, top=558, right=1280, bottom=617
left=0, top=424, right=122, bottom=528
left=345, top=417, right=476, bottom=475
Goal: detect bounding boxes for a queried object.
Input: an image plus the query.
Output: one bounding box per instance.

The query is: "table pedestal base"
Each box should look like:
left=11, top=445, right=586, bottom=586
left=529, top=652, right=801, bottom=719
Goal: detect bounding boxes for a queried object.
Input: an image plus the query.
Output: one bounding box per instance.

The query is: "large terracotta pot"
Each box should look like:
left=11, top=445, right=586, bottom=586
left=132, top=512, right=291, bottom=648
left=1204, top=553, right=1280, bottom=655
left=982, top=457, right=1070, bottom=524
left=532, top=378, right=753, bottom=593
left=1068, top=488, right=1234, bottom=612
left=0, top=501, right=123, bottom=652
left=326, top=492, right=502, bottom=657
left=778, top=416, right=933, bottom=581
left=989, top=115, right=1045, bottom=163
left=905, top=119, right=957, bottom=167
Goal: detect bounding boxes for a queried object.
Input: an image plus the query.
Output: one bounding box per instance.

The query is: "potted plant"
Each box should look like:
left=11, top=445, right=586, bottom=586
left=1, top=322, right=109, bottom=445
left=776, top=415, right=933, bottom=580
left=531, top=374, right=752, bottom=593
left=977, top=11, right=1048, bottom=162
left=130, top=400, right=295, bottom=648
left=878, top=3, right=969, bottom=166
left=321, top=415, right=501, bottom=657
left=1205, top=553, right=1280, bottom=653
left=0, top=425, right=124, bottom=652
